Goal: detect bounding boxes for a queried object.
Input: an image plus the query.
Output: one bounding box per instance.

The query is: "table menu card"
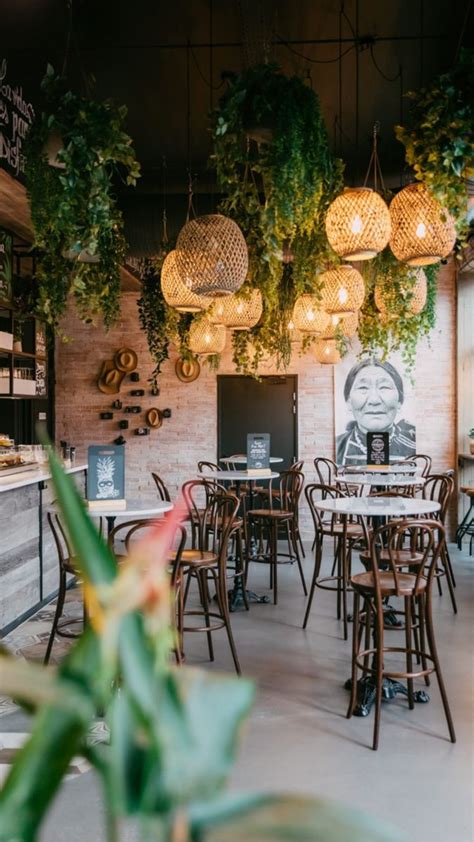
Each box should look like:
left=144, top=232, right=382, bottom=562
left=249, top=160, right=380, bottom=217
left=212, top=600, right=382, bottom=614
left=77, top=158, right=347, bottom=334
left=87, top=445, right=125, bottom=510
left=247, top=433, right=271, bottom=475
left=366, top=432, right=390, bottom=467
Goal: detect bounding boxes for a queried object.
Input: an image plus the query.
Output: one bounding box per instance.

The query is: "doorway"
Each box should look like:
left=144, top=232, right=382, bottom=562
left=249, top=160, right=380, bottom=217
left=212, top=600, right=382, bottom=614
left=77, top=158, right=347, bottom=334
left=217, top=375, right=298, bottom=469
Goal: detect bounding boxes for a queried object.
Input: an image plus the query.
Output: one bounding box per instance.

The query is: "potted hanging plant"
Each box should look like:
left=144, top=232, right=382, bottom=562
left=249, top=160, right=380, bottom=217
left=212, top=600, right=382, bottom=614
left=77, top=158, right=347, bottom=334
left=24, top=65, right=140, bottom=330
left=395, top=48, right=474, bottom=241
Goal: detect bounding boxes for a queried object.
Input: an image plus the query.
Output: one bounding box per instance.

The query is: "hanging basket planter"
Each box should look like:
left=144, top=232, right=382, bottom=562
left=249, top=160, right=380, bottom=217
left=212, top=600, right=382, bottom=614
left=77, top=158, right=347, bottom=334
left=321, top=311, right=359, bottom=340
left=208, top=289, right=262, bottom=330
left=320, top=265, right=365, bottom=316
left=161, top=250, right=212, bottom=313
left=175, top=214, right=248, bottom=298
left=292, top=295, right=330, bottom=335
left=389, top=183, right=456, bottom=266
left=375, top=267, right=428, bottom=317
left=188, top=318, right=227, bottom=356
left=314, top=339, right=341, bottom=365
left=325, top=187, right=391, bottom=261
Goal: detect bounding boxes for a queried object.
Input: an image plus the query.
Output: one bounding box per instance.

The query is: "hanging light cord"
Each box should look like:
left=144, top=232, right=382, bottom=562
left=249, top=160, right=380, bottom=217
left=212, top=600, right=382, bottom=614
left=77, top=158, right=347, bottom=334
left=162, top=156, right=168, bottom=245
left=363, top=122, right=386, bottom=193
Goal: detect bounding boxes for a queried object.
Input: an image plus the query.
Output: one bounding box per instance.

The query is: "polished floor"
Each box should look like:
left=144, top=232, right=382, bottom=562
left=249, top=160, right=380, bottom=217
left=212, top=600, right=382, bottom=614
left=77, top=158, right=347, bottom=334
left=1, top=541, right=473, bottom=842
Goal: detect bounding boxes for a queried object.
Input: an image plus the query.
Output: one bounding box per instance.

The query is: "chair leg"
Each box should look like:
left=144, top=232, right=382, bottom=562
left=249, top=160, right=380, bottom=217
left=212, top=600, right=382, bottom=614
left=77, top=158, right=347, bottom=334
left=197, top=569, right=214, bottom=663
left=271, top=520, right=278, bottom=605
left=347, top=590, right=360, bottom=719
left=290, top=519, right=307, bottom=596
left=44, top=573, right=66, bottom=665
left=424, top=589, right=456, bottom=743
left=441, top=545, right=457, bottom=614
left=444, top=544, right=456, bottom=588
left=417, top=594, right=430, bottom=686
left=302, top=537, right=322, bottom=629
left=236, top=528, right=249, bottom=611
left=372, top=606, right=384, bottom=751
left=216, top=567, right=241, bottom=676
left=404, top=596, right=415, bottom=710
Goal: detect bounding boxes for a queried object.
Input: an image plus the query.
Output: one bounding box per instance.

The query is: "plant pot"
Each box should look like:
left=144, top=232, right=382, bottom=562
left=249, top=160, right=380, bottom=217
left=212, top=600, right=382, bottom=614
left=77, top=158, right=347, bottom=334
left=13, top=339, right=22, bottom=353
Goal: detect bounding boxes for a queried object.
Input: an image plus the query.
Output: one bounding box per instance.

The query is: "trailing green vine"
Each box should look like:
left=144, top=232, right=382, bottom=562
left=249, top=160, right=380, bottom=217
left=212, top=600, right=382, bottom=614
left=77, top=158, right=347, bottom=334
left=395, top=48, right=474, bottom=239
left=25, top=65, right=140, bottom=330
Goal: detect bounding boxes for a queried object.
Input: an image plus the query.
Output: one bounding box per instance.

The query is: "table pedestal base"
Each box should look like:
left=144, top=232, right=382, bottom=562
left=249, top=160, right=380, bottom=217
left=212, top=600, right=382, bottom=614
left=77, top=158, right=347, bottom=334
left=229, top=587, right=270, bottom=612
left=344, top=675, right=430, bottom=717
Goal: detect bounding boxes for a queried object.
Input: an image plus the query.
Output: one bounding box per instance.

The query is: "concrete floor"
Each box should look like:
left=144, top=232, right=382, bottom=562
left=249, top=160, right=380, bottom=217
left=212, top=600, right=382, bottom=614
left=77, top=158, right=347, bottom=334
left=1, top=542, right=473, bottom=841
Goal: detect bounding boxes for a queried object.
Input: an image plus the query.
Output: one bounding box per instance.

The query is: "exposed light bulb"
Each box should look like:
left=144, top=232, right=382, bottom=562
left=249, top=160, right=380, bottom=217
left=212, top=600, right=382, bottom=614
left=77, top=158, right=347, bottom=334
left=331, top=314, right=340, bottom=326
left=307, top=309, right=315, bottom=321
left=236, top=302, right=244, bottom=314
left=350, top=215, right=363, bottom=234
left=204, top=333, right=211, bottom=344
left=216, top=304, right=224, bottom=317
left=338, top=287, right=348, bottom=305
left=325, top=346, right=330, bottom=356
left=287, top=320, right=295, bottom=331
left=416, top=222, right=426, bottom=239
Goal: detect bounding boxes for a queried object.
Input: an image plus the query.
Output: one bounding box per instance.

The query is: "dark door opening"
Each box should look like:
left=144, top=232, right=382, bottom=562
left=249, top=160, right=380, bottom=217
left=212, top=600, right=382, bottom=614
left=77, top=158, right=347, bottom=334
left=217, top=375, right=297, bottom=470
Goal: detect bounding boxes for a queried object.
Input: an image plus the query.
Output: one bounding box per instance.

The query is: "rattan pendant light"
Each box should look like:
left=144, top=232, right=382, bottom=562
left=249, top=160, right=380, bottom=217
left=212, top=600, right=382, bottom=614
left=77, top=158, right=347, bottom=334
left=175, top=214, right=249, bottom=297
left=389, top=183, right=456, bottom=266
left=292, top=294, right=331, bottom=334
left=314, top=339, right=341, bottom=365
left=375, top=268, right=427, bottom=317
left=188, top=318, right=226, bottom=355
left=208, top=288, right=263, bottom=330
left=320, top=265, right=365, bottom=316
left=325, top=124, right=391, bottom=260
left=161, top=250, right=212, bottom=313
left=321, top=311, right=359, bottom=340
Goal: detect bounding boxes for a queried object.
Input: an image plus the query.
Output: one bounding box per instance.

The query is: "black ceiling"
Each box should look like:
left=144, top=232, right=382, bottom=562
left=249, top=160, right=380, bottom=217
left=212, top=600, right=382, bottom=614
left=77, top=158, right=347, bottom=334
left=3, top=0, right=473, bottom=253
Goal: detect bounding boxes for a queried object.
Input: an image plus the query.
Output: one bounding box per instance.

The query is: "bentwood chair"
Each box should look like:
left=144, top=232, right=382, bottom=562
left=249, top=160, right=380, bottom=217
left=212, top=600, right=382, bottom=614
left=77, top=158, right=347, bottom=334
left=314, top=456, right=338, bottom=486
left=44, top=512, right=85, bottom=665
left=197, top=460, right=221, bottom=473
left=422, top=473, right=457, bottom=612
left=246, top=470, right=307, bottom=605
left=174, top=482, right=242, bottom=673
left=151, top=472, right=171, bottom=502
left=347, top=519, right=456, bottom=750
left=403, top=453, right=432, bottom=478
left=303, top=483, right=368, bottom=640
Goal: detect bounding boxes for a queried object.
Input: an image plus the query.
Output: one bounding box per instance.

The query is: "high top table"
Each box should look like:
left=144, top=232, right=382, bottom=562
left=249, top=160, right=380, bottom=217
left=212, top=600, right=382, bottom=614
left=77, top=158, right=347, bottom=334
left=341, top=463, right=418, bottom=475
left=220, top=456, right=284, bottom=466
left=336, top=474, right=426, bottom=492
left=87, top=498, right=173, bottom=537
left=314, top=494, right=440, bottom=717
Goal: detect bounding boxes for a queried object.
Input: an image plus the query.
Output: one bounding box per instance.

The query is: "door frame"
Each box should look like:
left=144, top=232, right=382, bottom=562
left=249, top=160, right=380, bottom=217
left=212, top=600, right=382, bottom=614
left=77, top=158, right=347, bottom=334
left=217, top=374, right=298, bottom=464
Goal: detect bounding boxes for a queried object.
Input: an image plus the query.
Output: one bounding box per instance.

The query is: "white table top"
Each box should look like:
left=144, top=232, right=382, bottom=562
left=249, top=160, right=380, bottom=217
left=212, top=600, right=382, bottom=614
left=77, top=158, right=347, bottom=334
left=198, top=470, right=279, bottom=482
left=0, top=463, right=87, bottom=493
left=86, top=499, right=173, bottom=518
left=336, top=474, right=425, bottom=488
left=315, top=496, right=440, bottom=518
left=341, top=464, right=418, bottom=475
left=220, top=456, right=284, bottom=465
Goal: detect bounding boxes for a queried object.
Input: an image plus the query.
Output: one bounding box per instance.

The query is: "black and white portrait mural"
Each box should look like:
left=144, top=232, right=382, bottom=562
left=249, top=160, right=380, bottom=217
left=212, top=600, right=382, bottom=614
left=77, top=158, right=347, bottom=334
left=335, top=349, right=416, bottom=467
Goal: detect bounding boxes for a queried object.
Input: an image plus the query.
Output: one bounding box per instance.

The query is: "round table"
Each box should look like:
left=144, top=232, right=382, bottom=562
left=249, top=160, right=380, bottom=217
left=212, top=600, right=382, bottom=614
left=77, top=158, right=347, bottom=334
left=336, top=474, right=426, bottom=491
left=220, top=456, right=284, bottom=466
left=342, top=463, right=419, bottom=475
left=199, top=470, right=279, bottom=483
left=88, top=498, right=173, bottom=536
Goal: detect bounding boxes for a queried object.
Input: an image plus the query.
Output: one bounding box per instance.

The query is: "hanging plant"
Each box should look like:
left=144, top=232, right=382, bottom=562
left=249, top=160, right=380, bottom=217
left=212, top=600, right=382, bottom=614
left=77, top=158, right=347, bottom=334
left=357, top=249, right=438, bottom=370
left=212, top=63, right=343, bottom=371
left=395, top=49, right=474, bottom=239
left=24, top=65, right=140, bottom=329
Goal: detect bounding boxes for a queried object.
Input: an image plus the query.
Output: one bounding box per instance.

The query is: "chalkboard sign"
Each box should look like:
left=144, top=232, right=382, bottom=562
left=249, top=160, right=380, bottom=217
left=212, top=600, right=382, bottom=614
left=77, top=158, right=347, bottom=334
left=0, top=58, right=35, bottom=179
left=87, top=445, right=125, bottom=509
left=367, top=432, right=390, bottom=467
left=247, top=433, right=271, bottom=475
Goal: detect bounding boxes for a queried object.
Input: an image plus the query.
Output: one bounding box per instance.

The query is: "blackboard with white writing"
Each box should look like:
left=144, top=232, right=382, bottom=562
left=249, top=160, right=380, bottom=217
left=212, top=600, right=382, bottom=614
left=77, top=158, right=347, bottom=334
left=0, top=58, right=35, bottom=179
left=247, top=433, right=270, bottom=471
left=87, top=445, right=125, bottom=503
left=367, top=432, right=390, bottom=466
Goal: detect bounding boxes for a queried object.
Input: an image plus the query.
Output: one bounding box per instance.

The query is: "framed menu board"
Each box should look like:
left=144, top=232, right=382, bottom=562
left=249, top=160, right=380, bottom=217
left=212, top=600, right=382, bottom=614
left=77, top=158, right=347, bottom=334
left=247, top=433, right=271, bottom=475
left=367, top=432, right=390, bottom=467
left=87, top=445, right=125, bottom=510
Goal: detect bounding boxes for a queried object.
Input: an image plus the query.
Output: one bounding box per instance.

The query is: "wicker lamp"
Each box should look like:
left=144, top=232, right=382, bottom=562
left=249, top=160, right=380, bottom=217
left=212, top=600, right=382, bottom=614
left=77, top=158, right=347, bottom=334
left=321, top=311, right=358, bottom=340
left=389, top=183, right=456, bottom=266
left=208, top=289, right=262, bottom=330
left=314, top=339, right=341, bottom=365
left=325, top=188, right=391, bottom=261
left=161, top=250, right=212, bottom=313
left=375, top=268, right=427, bottom=317
left=175, top=214, right=248, bottom=297
left=188, top=318, right=227, bottom=356
left=320, top=265, right=365, bottom=316
left=292, top=295, right=330, bottom=334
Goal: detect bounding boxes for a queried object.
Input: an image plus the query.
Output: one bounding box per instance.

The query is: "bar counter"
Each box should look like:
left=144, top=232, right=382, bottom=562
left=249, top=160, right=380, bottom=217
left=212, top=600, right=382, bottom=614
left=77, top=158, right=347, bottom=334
left=0, top=462, right=87, bottom=635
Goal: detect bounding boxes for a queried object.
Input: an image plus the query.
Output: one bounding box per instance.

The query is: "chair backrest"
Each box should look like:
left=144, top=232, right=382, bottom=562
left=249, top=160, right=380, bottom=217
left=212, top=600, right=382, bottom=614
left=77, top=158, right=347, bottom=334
left=305, top=482, right=344, bottom=537
left=197, top=460, right=220, bottom=473
left=108, top=518, right=157, bottom=554
left=404, top=453, right=432, bottom=477
left=181, top=479, right=239, bottom=553
left=291, top=459, right=304, bottom=472
left=368, top=519, right=445, bottom=602
left=224, top=454, right=246, bottom=471
left=124, top=520, right=187, bottom=560
left=279, top=469, right=304, bottom=513
left=314, top=457, right=337, bottom=486
left=151, top=472, right=171, bottom=502
left=47, top=511, right=74, bottom=573
left=423, top=473, right=454, bottom=523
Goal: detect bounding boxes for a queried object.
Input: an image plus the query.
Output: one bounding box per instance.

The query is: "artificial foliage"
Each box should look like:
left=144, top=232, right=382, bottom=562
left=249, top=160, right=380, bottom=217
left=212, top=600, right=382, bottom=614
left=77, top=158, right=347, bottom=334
left=212, top=63, right=343, bottom=371
left=395, top=49, right=474, bottom=239
left=25, top=65, right=140, bottom=330
left=357, top=250, right=438, bottom=370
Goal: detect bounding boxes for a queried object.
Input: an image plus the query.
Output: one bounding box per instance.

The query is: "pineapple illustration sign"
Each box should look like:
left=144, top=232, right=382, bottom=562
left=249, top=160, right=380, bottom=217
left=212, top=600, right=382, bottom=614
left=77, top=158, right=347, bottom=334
left=87, top=445, right=125, bottom=502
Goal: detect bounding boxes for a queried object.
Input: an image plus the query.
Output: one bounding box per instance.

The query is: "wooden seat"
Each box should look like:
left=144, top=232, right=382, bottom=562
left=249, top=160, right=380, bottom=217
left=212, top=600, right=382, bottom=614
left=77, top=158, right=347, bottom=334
left=360, top=547, right=424, bottom=568
left=247, top=508, right=292, bottom=519
left=347, top=519, right=456, bottom=751
left=169, top=548, right=217, bottom=566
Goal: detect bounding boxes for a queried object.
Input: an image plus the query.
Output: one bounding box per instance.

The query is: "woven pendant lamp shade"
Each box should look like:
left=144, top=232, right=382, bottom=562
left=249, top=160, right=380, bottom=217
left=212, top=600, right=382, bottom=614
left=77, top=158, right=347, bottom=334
left=161, top=250, right=212, bottom=313
left=292, top=295, right=330, bottom=334
left=375, top=268, right=427, bottom=317
left=325, top=188, right=391, bottom=260
left=188, top=318, right=226, bottom=356
left=320, top=265, right=365, bottom=316
left=208, top=289, right=262, bottom=330
left=175, top=214, right=248, bottom=297
left=389, top=183, right=456, bottom=266
left=321, top=311, right=359, bottom=340
left=314, top=339, right=341, bottom=365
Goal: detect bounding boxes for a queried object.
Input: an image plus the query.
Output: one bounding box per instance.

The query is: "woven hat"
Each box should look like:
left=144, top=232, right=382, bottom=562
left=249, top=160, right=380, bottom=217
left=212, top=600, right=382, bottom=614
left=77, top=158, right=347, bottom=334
left=97, top=360, right=125, bottom=394
left=146, top=408, right=163, bottom=428
left=114, top=348, right=138, bottom=373
left=175, top=356, right=201, bottom=383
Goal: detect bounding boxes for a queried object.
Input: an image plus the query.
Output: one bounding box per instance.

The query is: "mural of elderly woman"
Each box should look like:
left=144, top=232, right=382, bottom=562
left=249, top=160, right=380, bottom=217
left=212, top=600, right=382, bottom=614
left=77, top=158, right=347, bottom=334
left=336, top=358, right=416, bottom=466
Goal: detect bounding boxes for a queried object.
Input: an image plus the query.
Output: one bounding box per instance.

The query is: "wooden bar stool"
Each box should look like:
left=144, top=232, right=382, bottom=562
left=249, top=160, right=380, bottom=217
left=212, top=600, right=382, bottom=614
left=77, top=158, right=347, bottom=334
left=347, top=519, right=456, bottom=751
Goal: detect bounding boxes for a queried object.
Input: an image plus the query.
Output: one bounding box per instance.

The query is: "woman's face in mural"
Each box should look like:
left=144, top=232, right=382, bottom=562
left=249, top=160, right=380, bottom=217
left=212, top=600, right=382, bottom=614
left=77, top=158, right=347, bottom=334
left=347, top=364, right=401, bottom=433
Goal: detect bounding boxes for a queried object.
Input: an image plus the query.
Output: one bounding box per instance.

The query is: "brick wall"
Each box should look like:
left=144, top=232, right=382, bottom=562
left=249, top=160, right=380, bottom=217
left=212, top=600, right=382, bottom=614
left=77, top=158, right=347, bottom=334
left=55, top=262, right=456, bottom=536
